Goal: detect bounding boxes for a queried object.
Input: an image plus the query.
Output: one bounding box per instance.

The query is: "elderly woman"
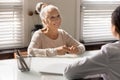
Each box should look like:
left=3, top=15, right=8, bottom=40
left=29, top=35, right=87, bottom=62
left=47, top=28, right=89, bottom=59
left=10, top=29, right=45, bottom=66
left=28, top=2, right=85, bottom=57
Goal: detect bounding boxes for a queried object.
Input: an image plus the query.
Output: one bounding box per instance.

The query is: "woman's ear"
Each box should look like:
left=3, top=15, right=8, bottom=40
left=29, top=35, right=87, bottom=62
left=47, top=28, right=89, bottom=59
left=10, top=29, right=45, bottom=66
left=42, top=19, right=46, bottom=25
left=112, top=25, right=120, bottom=39
left=43, top=19, right=49, bottom=26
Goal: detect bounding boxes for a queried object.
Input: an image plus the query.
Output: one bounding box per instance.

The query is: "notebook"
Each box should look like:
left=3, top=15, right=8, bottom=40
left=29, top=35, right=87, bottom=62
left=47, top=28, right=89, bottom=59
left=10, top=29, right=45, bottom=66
left=39, top=62, right=69, bottom=75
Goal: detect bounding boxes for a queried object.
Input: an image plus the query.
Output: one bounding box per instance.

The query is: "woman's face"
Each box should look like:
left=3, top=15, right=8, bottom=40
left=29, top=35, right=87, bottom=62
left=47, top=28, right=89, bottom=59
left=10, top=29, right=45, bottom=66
left=44, top=8, right=61, bottom=29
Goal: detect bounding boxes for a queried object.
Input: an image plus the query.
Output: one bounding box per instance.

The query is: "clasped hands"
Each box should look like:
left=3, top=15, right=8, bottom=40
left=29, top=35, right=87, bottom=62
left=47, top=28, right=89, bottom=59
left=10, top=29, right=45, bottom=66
left=56, top=45, right=79, bottom=55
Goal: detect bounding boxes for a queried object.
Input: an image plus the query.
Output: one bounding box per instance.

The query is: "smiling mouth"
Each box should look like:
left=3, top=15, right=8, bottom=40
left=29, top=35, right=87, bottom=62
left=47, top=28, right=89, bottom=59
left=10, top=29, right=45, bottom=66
left=54, top=23, right=60, bottom=27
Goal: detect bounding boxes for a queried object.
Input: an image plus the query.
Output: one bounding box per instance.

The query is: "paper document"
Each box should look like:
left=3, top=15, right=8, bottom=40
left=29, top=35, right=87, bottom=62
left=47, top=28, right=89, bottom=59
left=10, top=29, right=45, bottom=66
left=56, top=54, right=78, bottom=58
left=39, top=63, right=69, bottom=75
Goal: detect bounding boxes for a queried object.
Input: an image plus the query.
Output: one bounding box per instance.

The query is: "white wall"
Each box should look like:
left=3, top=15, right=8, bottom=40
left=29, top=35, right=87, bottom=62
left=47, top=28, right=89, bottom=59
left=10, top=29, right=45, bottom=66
left=25, top=0, right=78, bottom=46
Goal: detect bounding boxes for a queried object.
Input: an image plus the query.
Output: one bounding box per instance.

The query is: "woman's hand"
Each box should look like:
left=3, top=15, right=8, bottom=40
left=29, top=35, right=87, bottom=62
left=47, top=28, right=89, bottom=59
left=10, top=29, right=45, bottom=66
left=68, top=46, right=79, bottom=54
left=56, top=45, right=70, bottom=55
left=56, top=45, right=79, bottom=55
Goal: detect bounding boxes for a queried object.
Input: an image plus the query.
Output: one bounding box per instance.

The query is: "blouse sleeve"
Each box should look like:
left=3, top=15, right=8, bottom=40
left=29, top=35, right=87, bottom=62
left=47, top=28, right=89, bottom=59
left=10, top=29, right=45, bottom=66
left=27, top=31, right=57, bottom=57
left=62, top=30, right=85, bottom=54
left=64, top=45, right=109, bottom=79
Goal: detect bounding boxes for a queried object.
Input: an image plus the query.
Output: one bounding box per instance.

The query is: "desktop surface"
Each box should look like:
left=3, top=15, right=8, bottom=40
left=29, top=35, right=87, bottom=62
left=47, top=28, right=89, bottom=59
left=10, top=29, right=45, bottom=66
left=0, top=50, right=100, bottom=80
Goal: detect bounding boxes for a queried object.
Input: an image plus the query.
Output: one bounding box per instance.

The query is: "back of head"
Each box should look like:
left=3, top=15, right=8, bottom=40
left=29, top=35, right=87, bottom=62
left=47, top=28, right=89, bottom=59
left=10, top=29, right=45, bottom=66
left=112, top=6, right=120, bottom=34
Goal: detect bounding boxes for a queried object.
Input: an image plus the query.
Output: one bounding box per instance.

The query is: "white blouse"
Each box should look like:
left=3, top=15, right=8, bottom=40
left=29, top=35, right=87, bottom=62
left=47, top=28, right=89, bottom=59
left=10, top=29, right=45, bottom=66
left=28, top=29, right=85, bottom=57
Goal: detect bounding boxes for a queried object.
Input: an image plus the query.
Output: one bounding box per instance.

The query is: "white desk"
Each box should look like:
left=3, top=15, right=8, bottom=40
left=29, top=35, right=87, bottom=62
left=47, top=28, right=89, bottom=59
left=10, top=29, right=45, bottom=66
left=0, top=50, right=99, bottom=80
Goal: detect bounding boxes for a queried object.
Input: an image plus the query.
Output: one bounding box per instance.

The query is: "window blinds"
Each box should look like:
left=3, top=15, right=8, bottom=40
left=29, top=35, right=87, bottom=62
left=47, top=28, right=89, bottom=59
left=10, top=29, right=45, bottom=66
left=81, top=0, right=120, bottom=43
left=0, top=0, right=24, bottom=49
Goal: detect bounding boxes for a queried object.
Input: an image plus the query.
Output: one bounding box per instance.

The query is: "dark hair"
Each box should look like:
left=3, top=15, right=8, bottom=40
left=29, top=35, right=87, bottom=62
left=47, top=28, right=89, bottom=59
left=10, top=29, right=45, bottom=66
left=112, top=6, right=120, bottom=34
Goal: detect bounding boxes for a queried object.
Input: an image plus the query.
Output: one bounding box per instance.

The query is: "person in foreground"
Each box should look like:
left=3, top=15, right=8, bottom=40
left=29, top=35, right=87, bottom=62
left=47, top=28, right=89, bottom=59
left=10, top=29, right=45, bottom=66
left=27, top=2, right=85, bottom=57
left=64, top=6, right=120, bottom=80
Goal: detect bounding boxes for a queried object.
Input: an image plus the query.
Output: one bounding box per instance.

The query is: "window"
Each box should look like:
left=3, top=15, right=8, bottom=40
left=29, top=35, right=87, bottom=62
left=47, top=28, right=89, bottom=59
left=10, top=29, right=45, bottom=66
left=0, top=0, right=24, bottom=49
left=80, top=0, right=120, bottom=43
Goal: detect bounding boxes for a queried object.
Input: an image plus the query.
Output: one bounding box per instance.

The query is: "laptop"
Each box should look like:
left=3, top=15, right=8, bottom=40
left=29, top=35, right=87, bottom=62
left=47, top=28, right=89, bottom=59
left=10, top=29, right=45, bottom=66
left=39, top=62, right=69, bottom=75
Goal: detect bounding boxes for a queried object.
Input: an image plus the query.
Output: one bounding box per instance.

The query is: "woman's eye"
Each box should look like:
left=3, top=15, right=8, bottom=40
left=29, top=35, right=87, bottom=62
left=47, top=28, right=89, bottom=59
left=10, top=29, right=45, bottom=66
left=57, top=15, right=60, bottom=18
left=50, top=16, right=55, bottom=19
left=50, top=15, right=60, bottom=20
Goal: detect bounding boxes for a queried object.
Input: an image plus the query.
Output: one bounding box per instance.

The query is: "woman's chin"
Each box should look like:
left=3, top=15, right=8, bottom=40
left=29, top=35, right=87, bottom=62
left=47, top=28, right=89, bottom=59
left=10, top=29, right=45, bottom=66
left=55, top=26, right=60, bottom=29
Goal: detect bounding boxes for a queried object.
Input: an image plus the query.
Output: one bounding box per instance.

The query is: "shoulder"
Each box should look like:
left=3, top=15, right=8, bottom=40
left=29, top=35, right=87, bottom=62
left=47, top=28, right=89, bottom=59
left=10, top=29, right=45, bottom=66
left=58, top=29, right=69, bottom=35
left=33, top=29, right=42, bottom=35
left=102, top=41, right=120, bottom=50
left=32, top=30, right=43, bottom=39
left=101, top=41, right=120, bottom=56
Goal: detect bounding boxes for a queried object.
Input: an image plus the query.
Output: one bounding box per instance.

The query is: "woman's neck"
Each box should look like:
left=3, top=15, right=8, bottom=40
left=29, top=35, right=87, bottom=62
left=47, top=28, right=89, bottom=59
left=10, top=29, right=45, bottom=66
left=42, top=27, right=59, bottom=40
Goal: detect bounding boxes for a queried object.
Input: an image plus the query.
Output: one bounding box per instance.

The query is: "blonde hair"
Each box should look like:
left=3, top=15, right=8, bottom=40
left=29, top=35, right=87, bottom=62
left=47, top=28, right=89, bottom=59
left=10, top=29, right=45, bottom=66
left=40, top=5, right=59, bottom=20
left=36, top=2, right=43, bottom=14
left=36, top=2, right=59, bottom=20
